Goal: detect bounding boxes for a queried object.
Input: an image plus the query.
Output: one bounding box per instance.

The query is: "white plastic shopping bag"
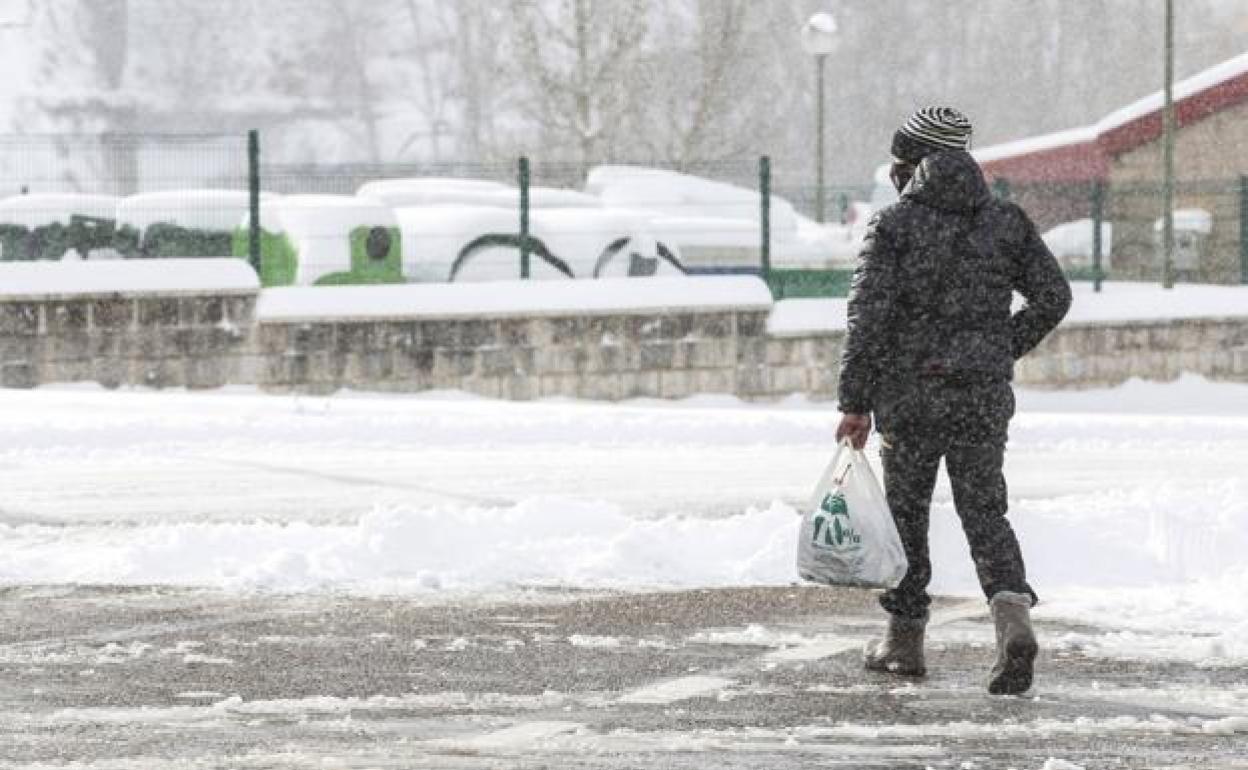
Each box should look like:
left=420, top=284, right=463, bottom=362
left=796, top=439, right=908, bottom=588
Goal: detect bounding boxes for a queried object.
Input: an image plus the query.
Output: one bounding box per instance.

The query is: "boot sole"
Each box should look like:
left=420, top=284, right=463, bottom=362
left=987, top=638, right=1038, bottom=695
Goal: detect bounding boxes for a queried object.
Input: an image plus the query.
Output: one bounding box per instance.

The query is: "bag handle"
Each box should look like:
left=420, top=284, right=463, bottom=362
left=806, top=438, right=856, bottom=510
left=832, top=438, right=855, bottom=487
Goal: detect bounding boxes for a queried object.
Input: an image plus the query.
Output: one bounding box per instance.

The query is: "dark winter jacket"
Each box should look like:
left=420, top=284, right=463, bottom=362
left=837, top=149, right=1072, bottom=415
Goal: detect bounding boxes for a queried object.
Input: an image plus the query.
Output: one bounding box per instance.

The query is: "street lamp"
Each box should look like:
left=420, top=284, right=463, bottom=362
left=802, top=12, right=838, bottom=224
left=1161, top=0, right=1176, bottom=289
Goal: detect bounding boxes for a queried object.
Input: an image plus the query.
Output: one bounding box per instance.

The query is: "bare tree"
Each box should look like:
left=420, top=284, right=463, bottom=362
left=505, top=0, right=651, bottom=166
left=15, top=0, right=136, bottom=192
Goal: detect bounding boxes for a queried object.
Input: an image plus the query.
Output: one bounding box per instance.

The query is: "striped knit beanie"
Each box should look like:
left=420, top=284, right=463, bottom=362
left=891, top=106, right=973, bottom=164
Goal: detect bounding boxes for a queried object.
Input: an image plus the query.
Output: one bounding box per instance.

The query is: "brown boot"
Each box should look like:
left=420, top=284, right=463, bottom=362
left=987, top=591, right=1038, bottom=695
left=864, top=613, right=927, bottom=677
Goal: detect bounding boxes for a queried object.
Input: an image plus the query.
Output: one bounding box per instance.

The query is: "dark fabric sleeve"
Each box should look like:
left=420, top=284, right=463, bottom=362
left=837, top=214, right=899, bottom=414
left=1008, top=206, right=1073, bottom=359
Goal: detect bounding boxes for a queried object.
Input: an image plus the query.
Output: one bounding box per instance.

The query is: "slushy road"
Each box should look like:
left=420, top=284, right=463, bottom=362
left=1, top=586, right=1245, bottom=769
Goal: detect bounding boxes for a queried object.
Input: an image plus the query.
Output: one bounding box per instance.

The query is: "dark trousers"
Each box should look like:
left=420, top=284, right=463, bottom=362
left=874, top=379, right=1036, bottom=619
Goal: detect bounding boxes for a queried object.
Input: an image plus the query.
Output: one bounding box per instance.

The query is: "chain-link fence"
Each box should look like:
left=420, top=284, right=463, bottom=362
left=995, top=177, right=1248, bottom=287
left=3, top=132, right=1246, bottom=293
left=0, top=134, right=250, bottom=263
left=0, top=135, right=864, bottom=295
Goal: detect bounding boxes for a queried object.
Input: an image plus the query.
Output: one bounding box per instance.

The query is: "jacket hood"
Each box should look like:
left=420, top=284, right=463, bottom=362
left=901, top=149, right=991, bottom=213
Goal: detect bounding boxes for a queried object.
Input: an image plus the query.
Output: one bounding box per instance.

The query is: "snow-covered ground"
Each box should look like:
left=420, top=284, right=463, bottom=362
left=1, top=375, right=1246, bottom=669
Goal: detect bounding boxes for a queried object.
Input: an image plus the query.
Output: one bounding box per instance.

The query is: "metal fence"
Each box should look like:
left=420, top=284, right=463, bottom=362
left=0, top=133, right=862, bottom=296
left=994, top=177, right=1248, bottom=288
left=2, top=132, right=1245, bottom=294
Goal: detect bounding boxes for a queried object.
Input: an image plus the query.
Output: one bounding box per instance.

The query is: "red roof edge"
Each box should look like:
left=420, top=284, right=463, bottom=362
left=979, top=63, right=1248, bottom=183
left=980, top=141, right=1108, bottom=184
left=1099, top=73, right=1248, bottom=156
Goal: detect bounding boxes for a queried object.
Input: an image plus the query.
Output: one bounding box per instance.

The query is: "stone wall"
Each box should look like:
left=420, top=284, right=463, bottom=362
left=257, top=309, right=771, bottom=400
left=0, top=292, right=256, bottom=389
left=2, top=261, right=1246, bottom=399
left=1013, top=316, right=1248, bottom=387
left=763, top=316, right=1248, bottom=399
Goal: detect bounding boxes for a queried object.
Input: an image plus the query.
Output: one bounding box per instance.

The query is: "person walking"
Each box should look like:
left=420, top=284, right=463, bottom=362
left=835, top=107, right=1072, bottom=695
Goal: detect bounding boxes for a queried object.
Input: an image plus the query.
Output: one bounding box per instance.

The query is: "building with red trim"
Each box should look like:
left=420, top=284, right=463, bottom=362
left=974, top=52, right=1248, bottom=283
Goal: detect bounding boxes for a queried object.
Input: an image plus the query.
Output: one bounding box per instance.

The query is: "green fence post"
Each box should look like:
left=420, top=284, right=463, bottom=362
left=247, top=129, right=261, bottom=274
left=1091, top=179, right=1105, bottom=293
left=519, top=156, right=531, bottom=280
left=1241, top=175, right=1248, bottom=284
left=760, top=155, right=771, bottom=288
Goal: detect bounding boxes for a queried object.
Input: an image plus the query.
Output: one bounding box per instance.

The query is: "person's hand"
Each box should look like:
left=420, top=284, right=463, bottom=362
left=836, top=413, right=872, bottom=449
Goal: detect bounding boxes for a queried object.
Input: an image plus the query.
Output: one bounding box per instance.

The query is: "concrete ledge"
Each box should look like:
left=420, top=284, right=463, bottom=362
left=0, top=259, right=260, bottom=300
left=257, top=276, right=773, bottom=324
left=3, top=268, right=1246, bottom=399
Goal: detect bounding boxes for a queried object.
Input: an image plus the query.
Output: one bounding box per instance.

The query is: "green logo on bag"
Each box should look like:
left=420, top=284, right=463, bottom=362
left=812, top=492, right=862, bottom=552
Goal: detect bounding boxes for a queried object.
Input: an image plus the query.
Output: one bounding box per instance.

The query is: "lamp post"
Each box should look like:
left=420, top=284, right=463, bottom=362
left=1161, top=0, right=1176, bottom=289
left=801, top=12, right=837, bottom=224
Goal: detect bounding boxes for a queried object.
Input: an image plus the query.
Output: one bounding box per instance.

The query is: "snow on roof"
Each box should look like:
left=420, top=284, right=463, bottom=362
left=257, top=275, right=773, bottom=323
left=0, top=194, right=120, bottom=228
left=974, top=125, right=1100, bottom=165
left=977, top=50, right=1248, bottom=164
left=117, top=190, right=276, bottom=232
left=1099, top=50, right=1248, bottom=133
left=0, top=258, right=259, bottom=299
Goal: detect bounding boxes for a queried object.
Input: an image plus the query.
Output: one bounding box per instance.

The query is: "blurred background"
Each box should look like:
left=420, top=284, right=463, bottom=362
left=1, top=0, right=1245, bottom=187
left=0, top=0, right=1246, bottom=288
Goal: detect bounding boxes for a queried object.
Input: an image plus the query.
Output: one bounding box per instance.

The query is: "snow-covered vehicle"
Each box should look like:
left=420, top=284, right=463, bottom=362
left=246, top=195, right=402, bottom=286
left=117, top=190, right=268, bottom=259
left=0, top=193, right=119, bottom=261
left=1043, top=218, right=1114, bottom=272
left=360, top=178, right=682, bottom=282
left=359, top=178, right=603, bottom=211
left=585, top=165, right=859, bottom=270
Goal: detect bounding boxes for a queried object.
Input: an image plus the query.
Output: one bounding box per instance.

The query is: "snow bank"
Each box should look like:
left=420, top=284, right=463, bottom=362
left=0, top=258, right=258, bottom=298
left=767, top=282, right=1248, bottom=337
left=0, top=498, right=796, bottom=593
left=0, top=193, right=119, bottom=228
left=2, top=377, right=1247, bottom=668
left=257, top=275, right=772, bottom=322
